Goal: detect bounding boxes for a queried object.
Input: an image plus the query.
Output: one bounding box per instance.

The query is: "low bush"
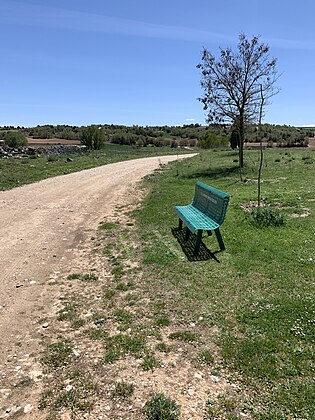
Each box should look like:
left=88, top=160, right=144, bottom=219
left=4, top=131, right=27, bottom=148
left=251, top=207, right=286, bottom=227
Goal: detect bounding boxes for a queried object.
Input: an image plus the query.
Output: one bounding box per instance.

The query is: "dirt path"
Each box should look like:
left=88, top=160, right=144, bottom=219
left=0, top=154, right=194, bottom=418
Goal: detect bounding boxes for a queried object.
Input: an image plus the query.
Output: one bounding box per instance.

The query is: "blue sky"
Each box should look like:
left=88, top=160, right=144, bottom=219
left=1, top=0, right=315, bottom=127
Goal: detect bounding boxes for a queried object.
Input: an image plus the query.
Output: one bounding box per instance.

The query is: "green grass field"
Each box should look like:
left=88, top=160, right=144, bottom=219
left=136, top=148, right=314, bottom=418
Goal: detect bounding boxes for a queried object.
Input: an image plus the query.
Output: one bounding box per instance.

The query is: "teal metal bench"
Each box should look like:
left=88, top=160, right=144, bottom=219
left=175, top=182, right=230, bottom=255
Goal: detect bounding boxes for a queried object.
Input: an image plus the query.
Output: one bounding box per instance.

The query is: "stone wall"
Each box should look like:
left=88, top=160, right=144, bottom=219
left=0, top=144, right=88, bottom=158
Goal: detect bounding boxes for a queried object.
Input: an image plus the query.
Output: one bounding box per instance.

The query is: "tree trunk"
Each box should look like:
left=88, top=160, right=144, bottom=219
left=238, top=113, right=245, bottom=169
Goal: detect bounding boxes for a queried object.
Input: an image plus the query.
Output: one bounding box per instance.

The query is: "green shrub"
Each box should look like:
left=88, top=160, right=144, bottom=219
left=4, top=131, right=27, bottom=148
left=47, top=155, right=58, bottom=162
left=199, top=132, right=228, bottom=149
left=143, top=393, right=180, bottom=420
left=81, top=125, right=106, bottom=150
left=251, top=207, right=285, bottom=227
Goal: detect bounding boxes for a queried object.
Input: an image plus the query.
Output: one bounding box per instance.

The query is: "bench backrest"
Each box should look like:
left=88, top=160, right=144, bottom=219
left=192, top=182, right=230, bottom=225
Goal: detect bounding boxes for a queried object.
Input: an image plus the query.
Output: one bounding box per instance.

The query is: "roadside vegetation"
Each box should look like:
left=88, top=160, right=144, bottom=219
left=37, top=148, right=314, bottom=419
left=137, top=148, right=315, bottom=418
left=0, top=144, right=192, bottom=191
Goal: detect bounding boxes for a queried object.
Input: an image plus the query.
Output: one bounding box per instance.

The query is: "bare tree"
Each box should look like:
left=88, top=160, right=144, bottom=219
left=197, top=33, right=279, bottom=168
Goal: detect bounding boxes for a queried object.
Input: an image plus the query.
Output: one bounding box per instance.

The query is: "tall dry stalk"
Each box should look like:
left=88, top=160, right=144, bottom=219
left=257, top=85, right=265, bottom=207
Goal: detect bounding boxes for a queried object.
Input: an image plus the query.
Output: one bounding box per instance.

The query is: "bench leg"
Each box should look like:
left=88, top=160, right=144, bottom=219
left=215, top=228, right=225, bottom=251
left=194, top=229, right=203, bottom=255
left=185, top=227, right=190, bottom=240
left=178, top=219, right=183, bottom=230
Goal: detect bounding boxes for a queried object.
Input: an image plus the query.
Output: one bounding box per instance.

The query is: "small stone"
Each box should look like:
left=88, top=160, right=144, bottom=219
left=29, top=369, right=43, bottom=382
left=65, top=384, right=73, bottom=392
left=11, top=405, right=22, bottom=414
left=24, top=404, right=34, bottom=414
left=29, top=280, right=36, bottom=285
left=42, top=323, right=49, bottom=329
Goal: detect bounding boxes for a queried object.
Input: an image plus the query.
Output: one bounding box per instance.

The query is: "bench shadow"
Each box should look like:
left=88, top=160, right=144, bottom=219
left=182, top=165, right=239, bottom=180
left=171, top=228, right=221, bottom=263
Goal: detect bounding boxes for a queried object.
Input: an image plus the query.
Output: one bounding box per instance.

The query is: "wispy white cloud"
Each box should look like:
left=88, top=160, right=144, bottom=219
left=0, top=1, right=232, bottom=44
left=1, top=1, right=315, bottom=51
left=185, top=118, right=196, bottom=122
left=265, top=37, right=315, bottom=51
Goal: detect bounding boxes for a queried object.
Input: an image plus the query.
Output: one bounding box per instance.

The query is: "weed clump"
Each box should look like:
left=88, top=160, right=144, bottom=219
left=112, top=382, right=134, bottom=398
left=168, top=330, right=199, bottom=342
left=251, top=207, right=285, bottom=227
left=140, top=353, right=160, bottom=371
left=143, top=393, right=180, bottom=420
left=42, top=340, right=73, bottom=368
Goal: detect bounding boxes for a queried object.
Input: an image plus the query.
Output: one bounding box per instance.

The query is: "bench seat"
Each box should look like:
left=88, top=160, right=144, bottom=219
left=174, top=182, right=230, bottom=255
left=175, top=204, right=220, bottom=233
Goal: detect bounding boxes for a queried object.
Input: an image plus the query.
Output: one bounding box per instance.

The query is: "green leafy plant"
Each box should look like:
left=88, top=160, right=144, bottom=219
left=143, top=393, right=180, bottom=420
left=251, top=207, right=286, bottom=227
left=140, top=353, right=160, bottom=371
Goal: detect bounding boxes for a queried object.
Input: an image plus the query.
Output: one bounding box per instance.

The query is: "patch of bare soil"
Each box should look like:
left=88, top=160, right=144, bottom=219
left=307, top=137, right=315, bottom=150
left=27, top=137, right=81, bottom=146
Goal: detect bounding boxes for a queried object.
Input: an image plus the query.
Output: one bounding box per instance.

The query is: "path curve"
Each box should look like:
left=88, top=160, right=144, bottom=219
left=0, top=155, right=194, bottom=367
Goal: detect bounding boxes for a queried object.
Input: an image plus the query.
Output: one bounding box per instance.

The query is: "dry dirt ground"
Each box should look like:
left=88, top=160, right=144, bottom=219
left=27, top=138, right=81, bottom=146
left=0, top=156, right=193, bottom=418
left=0, top=154, right=246, bottom=420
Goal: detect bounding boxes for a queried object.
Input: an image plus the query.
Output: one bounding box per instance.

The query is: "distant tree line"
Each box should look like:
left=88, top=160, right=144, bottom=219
left=0, top=123, right=313, bottom=149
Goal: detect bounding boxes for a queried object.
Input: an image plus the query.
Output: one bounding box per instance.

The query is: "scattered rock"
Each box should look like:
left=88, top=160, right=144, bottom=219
left=28, top=369, right=43, bottom=382
left=23, top=404, right=34, bottom=414
left=0, top=144, right=87, bottom=159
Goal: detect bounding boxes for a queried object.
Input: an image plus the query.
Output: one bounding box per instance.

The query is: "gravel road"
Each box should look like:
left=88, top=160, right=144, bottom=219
left=0, top=155, right=194, bottom=352
left=0, top=154, right=195, bottom=417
